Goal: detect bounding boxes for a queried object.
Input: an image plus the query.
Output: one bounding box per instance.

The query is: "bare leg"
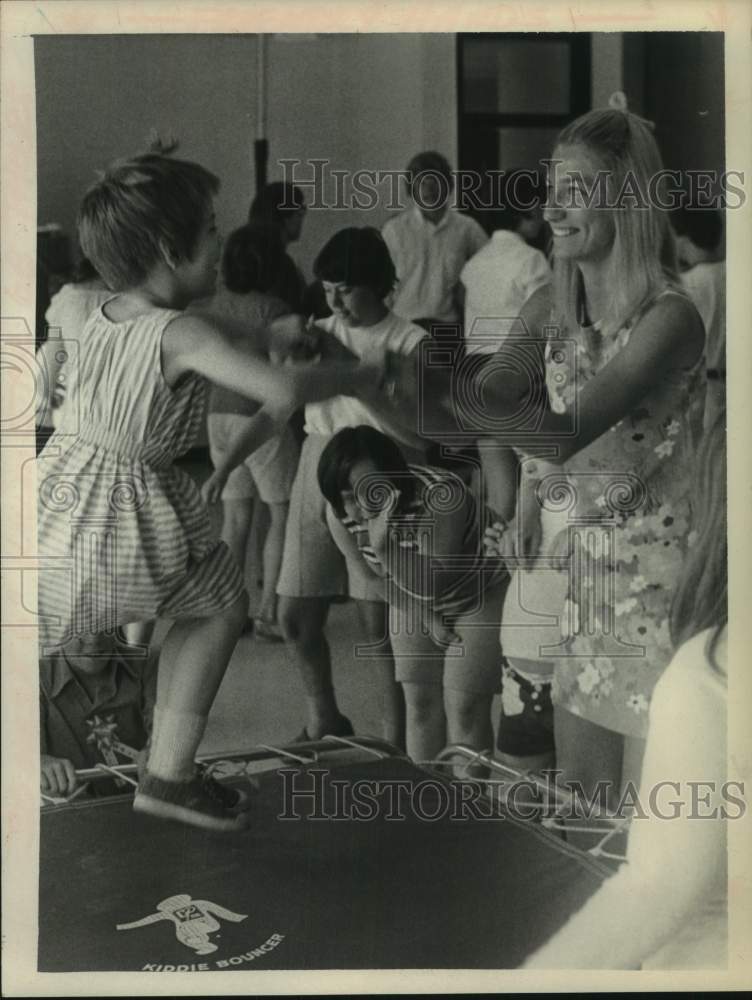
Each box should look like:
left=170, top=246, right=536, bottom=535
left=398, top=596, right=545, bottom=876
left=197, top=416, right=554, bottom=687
left=147, top=590, right=248, bottom=779
left=258, top=501, right=288, bottom=624
left=390, top=604, right=446, bottom=761
left=221, top=497, right=254, bottom=574
left=354, top=598, right=405, bottom=749
left=401, top=682, right=446, bottom=762
left=443, top=581, right=507, bottom=775
left=250, top=501, right=270, bottom=589
left=278, top=594, right=340, bottom=737
left=444, top=689, right=494, bottom=755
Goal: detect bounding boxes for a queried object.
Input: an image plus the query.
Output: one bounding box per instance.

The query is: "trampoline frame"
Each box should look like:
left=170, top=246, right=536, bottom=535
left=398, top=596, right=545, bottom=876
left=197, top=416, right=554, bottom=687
left=40, top=735, right=629, bottom=867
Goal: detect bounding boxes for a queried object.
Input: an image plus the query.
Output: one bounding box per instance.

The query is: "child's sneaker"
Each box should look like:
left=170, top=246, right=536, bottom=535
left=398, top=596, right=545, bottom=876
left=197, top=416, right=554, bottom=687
left=134, top=771, right=251, bottom=831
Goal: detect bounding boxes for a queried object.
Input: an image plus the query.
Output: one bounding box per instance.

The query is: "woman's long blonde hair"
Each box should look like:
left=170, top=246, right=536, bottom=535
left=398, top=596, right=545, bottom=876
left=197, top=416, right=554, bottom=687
left=551, top=109, right=679, bottom=335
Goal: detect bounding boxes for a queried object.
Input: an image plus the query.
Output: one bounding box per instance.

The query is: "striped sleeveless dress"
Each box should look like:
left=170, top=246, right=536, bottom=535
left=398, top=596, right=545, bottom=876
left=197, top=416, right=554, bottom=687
left=341, top=464, right=507, bottom=618
left=37, top=303, right=244, bottom=651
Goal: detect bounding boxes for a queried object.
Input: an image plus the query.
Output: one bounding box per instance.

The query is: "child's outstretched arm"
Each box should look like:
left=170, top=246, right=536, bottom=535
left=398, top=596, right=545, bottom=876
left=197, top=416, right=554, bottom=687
left=201, top=404, right=289, bottom=505
left=162, top=313, right=384, bottom=413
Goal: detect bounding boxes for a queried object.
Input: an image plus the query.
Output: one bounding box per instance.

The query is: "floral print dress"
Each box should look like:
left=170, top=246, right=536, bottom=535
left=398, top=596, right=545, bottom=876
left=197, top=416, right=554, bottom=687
left=523, top=288, right=705, bottom=738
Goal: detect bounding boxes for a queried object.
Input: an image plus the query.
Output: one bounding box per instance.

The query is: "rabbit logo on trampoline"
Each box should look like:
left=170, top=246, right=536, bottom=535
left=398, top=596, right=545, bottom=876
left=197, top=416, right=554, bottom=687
left=116, top=893, right=285, bottom=969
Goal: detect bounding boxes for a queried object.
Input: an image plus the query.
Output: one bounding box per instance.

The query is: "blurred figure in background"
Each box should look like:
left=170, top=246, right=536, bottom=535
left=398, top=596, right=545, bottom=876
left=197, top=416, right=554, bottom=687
left=672, top=205, right=725, bottom=429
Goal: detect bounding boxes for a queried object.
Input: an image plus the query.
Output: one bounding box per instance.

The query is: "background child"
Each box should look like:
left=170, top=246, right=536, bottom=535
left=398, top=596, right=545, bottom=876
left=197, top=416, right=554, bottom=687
left=275, top=227, right=429, bottom=747
left=524, top=411, right=728, bottom=969
left=197, top=224, right=303, bottom=641
left=318, top=426, right=508, bottom=766
left=35, top=257, right=110, bottom=446
left=382, top=150, right=487, bottom=325
left=247, top=181, right=308, bottom=311
left=37, top=151, right=381, bottom=831
left=40, top=633, right=156, bottom=799
left=460, top=169, right=551, bottom=357
left=672, top=204, right=726, bottom=429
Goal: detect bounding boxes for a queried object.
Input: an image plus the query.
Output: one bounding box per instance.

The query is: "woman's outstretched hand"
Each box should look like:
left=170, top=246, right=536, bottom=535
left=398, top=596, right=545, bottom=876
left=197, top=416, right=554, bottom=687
left=484, top=504, right=543, bottom=568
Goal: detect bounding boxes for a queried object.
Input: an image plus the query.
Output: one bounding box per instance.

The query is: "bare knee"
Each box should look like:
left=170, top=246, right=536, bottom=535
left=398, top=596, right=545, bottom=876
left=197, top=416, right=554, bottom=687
left=403, top=684, right=443, bottom=727
left=447, top=690, right=489, bottom=734
left=222, top=499, right=253, bottom=533
left=278, top=598, right=327, bottom=649
left=267, top=502, right=289, bottom=526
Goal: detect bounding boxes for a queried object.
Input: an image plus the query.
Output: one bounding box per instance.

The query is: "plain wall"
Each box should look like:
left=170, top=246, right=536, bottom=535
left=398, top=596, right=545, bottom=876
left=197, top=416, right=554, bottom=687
left=35, top=33, right=457, bottom=282
left=35, top=35, right=259, bottom=254
left=591, top=33, right=624, bottom=109
left=591, top=32, right=724, bottom=176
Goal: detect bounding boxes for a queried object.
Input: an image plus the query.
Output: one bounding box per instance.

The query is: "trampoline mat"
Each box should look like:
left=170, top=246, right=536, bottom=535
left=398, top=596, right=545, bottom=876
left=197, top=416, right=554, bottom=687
left=39, top=754, right=609, bottom=971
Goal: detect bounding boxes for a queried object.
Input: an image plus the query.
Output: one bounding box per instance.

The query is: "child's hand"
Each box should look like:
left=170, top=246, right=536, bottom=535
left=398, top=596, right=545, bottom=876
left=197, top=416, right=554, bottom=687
left=41, top=754, right=78, bottom=797
left=366, top=487, right=401, bottom=559
left=517, top=492, right=543, bottom=559
left=430, top=612, right=462, bottom=647
left=201, top=467, right=229, bottom=506
left=269, top=313, right=321, bottom=362
left=484, top=520, right=512, bottom=558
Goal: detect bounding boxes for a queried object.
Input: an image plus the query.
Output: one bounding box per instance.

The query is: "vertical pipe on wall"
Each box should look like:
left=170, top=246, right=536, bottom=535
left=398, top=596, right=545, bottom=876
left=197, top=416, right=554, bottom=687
left=254, top=33, right=268, bottom=195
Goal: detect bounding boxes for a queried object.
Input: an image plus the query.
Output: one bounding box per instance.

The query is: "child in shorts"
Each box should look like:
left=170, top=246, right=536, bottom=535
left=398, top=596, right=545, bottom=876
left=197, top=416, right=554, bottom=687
left=198, top=225, right=303, bottom=640
left=274, top=228, right=429, bottom=746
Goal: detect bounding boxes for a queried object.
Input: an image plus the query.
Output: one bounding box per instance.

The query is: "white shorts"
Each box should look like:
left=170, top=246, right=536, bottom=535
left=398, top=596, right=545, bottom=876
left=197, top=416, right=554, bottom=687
left=208, top=413, right=300, bottom=505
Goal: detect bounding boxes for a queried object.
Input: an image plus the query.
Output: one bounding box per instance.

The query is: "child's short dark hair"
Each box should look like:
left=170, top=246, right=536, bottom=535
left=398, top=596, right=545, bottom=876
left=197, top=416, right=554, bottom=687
left=317, top=425, right=414, bottom=519
left=222, top=224, right=290, bottom=295
left=248, top=182, right=306, bottom=229
left=77, top=153, right=219, bottom=291
left=406, top=151, right=454, bottom=193
left=313, top=227, right=396, bottom=300
left=672, top=205, right=723, bottom=253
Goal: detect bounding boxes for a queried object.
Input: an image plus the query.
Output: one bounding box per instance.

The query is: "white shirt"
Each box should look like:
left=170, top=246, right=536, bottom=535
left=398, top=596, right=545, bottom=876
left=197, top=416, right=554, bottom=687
left=382, top=206, right=488, bottom=323
left=460, top=230, right=551, bottom=355
left=36, top=282, right=111, bottom=428
left=304, top=311, right=426, bottom=454
left=525, top=628, right=728, bottom=970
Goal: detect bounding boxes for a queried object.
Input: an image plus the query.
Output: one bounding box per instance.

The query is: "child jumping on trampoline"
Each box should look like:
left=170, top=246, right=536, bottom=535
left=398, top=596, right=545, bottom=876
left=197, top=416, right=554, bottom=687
left=37, top=148, right=383, bottom=832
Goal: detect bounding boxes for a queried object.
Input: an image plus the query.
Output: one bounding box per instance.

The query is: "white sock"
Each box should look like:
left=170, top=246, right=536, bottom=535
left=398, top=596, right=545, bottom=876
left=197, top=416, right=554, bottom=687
left=146, top=707, right=207, bottom=782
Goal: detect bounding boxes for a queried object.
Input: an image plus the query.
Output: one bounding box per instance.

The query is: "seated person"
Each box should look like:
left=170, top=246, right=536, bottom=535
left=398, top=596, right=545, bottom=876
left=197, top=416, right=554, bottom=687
left=382, top=150, right=487, bottom=325
left=40, top=633, right=156, bottom=799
